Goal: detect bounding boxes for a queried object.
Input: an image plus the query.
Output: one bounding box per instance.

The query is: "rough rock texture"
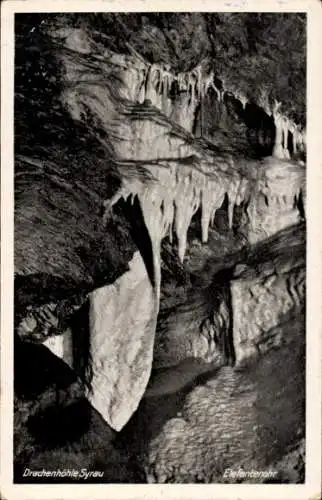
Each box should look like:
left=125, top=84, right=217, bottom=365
left=154, top=222, right=305, bottom=370
left=134, top=315, right=305, bottom=484
left=117, top=224, right=305, bottom=483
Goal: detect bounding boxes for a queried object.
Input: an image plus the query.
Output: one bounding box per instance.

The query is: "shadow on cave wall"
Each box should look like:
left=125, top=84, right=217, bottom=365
left=116, top=196, right=156, bottom=289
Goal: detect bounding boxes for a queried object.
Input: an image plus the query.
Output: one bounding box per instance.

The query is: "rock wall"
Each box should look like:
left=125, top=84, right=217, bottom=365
left=244, top=158, right=305, bottom=244
left=88, top=252, right=157, bottom=431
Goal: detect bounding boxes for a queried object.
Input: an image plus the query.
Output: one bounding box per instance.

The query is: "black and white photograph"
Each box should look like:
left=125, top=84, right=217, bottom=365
left=1, top=1, right=322, bottom=498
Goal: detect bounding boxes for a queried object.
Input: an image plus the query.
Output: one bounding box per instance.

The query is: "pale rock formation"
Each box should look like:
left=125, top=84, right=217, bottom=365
left=43, top=329, right=74, bottom=369
left=231, top=261, right=305, bottom=366
left=273, top=112, right=287, bottom=159
left=230, top=229, right=306, bottom=366
left=87, top=251, right=157, bottom=431
left=144, top=313, right=304, bottom=483
left=37, top=251, right=157, bottom=432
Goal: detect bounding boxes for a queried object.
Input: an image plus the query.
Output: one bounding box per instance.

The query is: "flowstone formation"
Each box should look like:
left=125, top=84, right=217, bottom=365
left=14, top=13, right=306, bottom=482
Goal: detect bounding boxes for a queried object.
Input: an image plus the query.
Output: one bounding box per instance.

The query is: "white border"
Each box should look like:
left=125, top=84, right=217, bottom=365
left=1, top=1, right=322, bottom=499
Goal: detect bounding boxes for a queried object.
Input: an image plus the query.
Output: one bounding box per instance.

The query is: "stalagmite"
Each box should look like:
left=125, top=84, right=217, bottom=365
left=301, top=129, right=306, bottom=151
left=245, top=158, right=305, bottom=243
left=137, top=68, right=147, bottom=103
left=238, top=93, right=248, bottom=110
left=232, top=89, right=248, bottom=110
left=174, top=176, right=200, bottom=262
left=88, top=251, right=157, bottom=431
left=188, top=73, right=196, bottom=107
left=201, top=182, right=226, bottom=243
left=273, top=113, right=286, bottom=159
left=144, top=63, right=159, bottom=104
left=63, top=28, right=93, bottom=54
left=204, top=71, right=215, bottom=95
left=111, top=160, right=245, bottom=265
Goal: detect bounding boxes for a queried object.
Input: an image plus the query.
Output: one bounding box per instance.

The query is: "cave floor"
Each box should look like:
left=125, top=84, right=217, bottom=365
left=15, top=311, right=304, bottom=484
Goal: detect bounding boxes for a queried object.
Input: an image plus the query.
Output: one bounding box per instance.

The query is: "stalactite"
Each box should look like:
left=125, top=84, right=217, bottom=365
left=294, top=129, right=299, bottom=155
left=273, top=114, right=286, bottom=159
left=137, top=67, right=147, bottom=103
left=139, top=60, right=218, bottom=117
left=204, top=71, right=215, bottom=96
left=76, top=46, right=305, bottom=263
left=201, top=182, right=226, bottom=243
left=177, top=72, right=183, bottom=91
left=144, top=63, right=159, bottom=103
left=238, top=93, right=248, bottom=110
left=282, top=118, right=290, bottom=160
left=227, top=180, right=240, bottom=230
left=174, top=175, right=201, bottom=262
left=297, top=131, right=304, bottom=151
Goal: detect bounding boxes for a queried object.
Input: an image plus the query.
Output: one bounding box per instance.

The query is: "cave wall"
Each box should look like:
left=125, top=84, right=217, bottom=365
left=14, top=14, right=306, bottom=449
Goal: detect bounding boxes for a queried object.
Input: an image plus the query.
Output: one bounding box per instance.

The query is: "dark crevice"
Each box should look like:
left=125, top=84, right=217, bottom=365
left=116, top=196, right=156, bottom=289
left=297, top=189, right=305, bottom=220
left=211, top=268, right=236, bottom=366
